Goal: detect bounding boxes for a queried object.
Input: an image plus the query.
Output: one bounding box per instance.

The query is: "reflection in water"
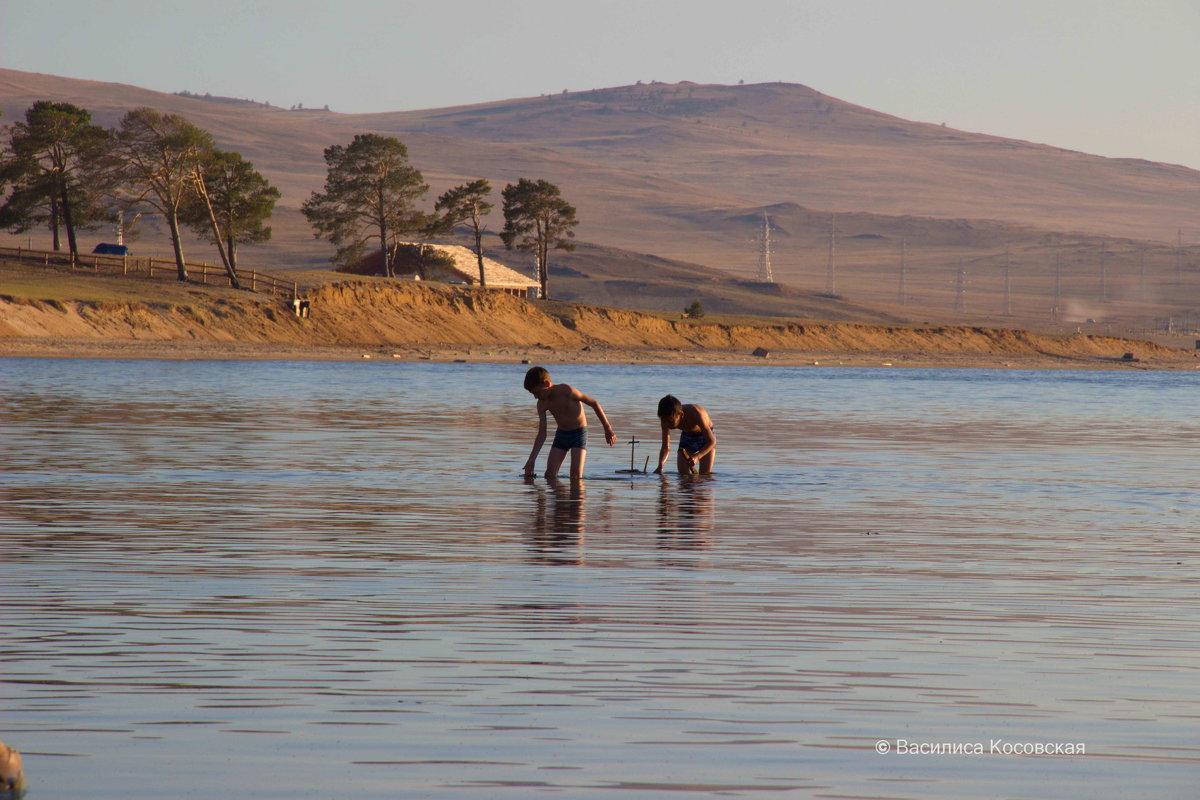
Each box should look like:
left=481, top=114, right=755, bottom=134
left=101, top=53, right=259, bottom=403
left=3, top=359, right=1200, bottom=799
left=525, top=475, right=586, bottom=565
left=656, top=474, right=714, bottom=554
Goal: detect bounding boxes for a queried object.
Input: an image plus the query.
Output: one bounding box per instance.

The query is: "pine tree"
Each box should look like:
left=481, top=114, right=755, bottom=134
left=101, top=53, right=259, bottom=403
left=500, top=179, right=578, bottom=299
left=301, top=134, right=428, bottom=277
left=433, top=179, right=493, bottom=286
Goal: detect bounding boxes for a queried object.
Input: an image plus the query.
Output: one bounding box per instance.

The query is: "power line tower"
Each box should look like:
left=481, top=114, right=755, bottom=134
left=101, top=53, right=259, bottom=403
left=825, top=214, right=837, bottom=294
left=755, top=212, right=774, bottom=282
left=1176, top=228, right=1184, bottom=281
left=897, top=239, right=907, bottom=305
left=1099, top=245, right=1108, bottom=304
left=1052, top=249, right=1062, bottom=321
left=1003, top=249, right=1012, bottom=316
left=1139, top=247, right=1148, bottom=302
left=954, top=264, right=966, bottom=313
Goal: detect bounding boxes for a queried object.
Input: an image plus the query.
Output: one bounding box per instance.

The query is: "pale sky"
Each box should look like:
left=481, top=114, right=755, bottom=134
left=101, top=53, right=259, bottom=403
left=4, top=0, right=1200, bottom=169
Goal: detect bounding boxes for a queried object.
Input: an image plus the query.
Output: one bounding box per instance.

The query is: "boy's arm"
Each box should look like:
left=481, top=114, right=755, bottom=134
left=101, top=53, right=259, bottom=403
left=692, top=420, right=717, bottom=460
left=524, top=404, right=548, bottom=475
left=578, top=391, right=617, bottom=446
left=654, top=419, right=671, bottom=473
left=686, top=407, right=717, bottom=462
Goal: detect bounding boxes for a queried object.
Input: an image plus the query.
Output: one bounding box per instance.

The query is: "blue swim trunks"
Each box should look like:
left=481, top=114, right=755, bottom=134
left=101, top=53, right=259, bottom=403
left=679, top=430, right=708, bottom=455
left=551, top=427, right=588, bottom=451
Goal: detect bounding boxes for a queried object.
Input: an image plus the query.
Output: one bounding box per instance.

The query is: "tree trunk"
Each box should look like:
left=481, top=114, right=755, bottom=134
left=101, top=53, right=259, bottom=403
left=59, top=181, right=79, bottom=265
left=226, top=236, right=238, bottom=274
left=197, top=183, right=239, bottom=288
left=381, top=240, right=393, bottom=278
left=166, top=211, right=188, bottom=281
left=49, top=195, right=61, bottom=251
left=473, top=222, right=486, bottom=287
left=378, top=194, right=393, bottom=278
left=538, top=245, right=548, bottom=299
left=538, top=219, right=550, bottom=299
left=415, top=244, right=429, bottom=280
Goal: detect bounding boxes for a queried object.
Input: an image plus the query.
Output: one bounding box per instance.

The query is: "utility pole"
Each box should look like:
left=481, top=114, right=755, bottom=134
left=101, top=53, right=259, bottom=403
left=755, top=212, right=774, bottom=283
left=825, top=214, right=837, bottom=294
left=1052, top=249, right=1062, bottom=322
left=1176, top=229, right=1184, bottom=281
left=954, top=264, right=966, bottom=314
left=1139, top=247, right=1147, bottom=303
left=1003, top=249, right=1012, bottom=316
left=1099, top=246, right=1107, bottom=304
left=897, top=239, right=907, bottom=305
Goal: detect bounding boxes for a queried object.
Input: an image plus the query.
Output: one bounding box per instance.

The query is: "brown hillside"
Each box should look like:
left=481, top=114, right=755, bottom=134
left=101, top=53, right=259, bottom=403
left=2, top=70, right=1198, bottom=335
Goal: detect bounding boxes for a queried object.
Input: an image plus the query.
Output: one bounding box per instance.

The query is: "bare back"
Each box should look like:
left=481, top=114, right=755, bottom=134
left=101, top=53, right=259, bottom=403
left=679, top=403, right=714, bottom=435
left=540, top=383, right=588, bottom=430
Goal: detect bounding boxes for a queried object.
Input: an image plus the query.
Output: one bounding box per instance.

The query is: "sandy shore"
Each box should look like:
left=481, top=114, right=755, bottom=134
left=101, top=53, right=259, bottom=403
left=4, top=336, right=1198, bottom=370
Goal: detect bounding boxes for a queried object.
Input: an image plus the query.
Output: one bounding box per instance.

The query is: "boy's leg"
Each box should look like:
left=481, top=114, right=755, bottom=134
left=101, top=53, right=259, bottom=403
left=568, top=447, right=586, bottom=480
left=677, top=448, right=696, bottom=475
left=545, top=447, right=568, bottom=478
left=698, top=448, right=715, bottom=474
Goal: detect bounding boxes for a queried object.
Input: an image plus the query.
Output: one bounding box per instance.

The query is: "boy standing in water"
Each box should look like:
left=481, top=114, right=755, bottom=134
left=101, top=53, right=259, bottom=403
left=523, top=366, right=617, bottom=480
left=655, top=394, right=716, bottom=475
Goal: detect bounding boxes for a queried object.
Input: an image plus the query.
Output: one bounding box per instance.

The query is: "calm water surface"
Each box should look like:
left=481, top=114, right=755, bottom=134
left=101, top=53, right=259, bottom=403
left=2, top=359, right=1198, bottom=799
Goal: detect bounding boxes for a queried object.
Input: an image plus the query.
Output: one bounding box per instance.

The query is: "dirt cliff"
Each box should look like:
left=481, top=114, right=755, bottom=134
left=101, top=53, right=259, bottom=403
left=0, top=279, right=1189, bottom=366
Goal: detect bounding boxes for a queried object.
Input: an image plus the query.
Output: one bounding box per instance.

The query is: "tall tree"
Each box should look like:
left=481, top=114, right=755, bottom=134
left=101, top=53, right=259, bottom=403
left=182, top=149, right=280, bottom=287
left=0, top=101, right=113, bottom=260
left=500, top=178, right=578, bottom=299
left=110, top=108, right=215, bottom=281
left=0, top=162, right=60, bottom=247
left=301, top=134, right=428, bottom=277
left=433, top=179, right=493, bottom=286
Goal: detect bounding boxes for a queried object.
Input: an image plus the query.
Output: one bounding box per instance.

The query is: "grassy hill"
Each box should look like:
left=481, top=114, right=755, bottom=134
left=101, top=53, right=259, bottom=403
left=2, top=69, right=1198, bottom=336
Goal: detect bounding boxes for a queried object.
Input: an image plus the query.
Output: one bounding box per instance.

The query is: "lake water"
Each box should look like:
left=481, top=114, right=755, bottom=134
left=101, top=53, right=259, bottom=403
left=2, top=358, right=1198, bottom=799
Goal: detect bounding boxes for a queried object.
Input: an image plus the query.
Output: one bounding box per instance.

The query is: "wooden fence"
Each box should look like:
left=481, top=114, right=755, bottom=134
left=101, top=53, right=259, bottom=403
left=0, top=246, right=298, bottom=300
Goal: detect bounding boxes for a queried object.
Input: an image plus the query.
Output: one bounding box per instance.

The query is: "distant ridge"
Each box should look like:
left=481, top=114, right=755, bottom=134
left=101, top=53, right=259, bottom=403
left=1, top=69, right=1198, bottom=332
left=173, top=91, right=278, bottom=110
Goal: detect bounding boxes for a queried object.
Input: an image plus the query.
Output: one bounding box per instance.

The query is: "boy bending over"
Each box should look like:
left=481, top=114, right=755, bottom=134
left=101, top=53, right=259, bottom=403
left=523, top=366, right=617, bottom=480
left=655, top=394, right=716, bottom=475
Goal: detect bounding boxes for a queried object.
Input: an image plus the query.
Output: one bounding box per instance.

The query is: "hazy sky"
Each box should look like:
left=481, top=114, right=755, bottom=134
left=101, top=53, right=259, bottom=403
left=4, top=0, right=1199, bottom=168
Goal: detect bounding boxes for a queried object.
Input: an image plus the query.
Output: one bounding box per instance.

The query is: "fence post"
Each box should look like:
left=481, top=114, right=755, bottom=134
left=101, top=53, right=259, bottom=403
left=251, top=270, right=257, bottom=291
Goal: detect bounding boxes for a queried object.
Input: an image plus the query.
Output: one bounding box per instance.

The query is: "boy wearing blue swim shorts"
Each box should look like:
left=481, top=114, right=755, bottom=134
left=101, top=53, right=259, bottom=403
left=523, top=366, right=617, bottom=480
left=655, top=394, right=716, bottom=475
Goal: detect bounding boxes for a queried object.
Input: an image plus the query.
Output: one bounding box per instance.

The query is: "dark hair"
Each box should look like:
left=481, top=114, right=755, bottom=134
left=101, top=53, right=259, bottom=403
left=524, top=366, right=550, bottom=391
left=657, top=394, right=682, bottom=418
